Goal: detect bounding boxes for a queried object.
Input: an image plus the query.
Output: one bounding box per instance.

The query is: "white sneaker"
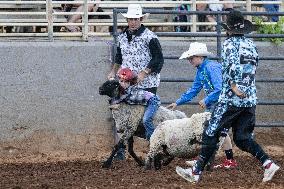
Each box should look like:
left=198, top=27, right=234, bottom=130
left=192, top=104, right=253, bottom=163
left=185, top=160, right=197, bottom=167
left=263, top=162, right=280, bottom=182
left=176, top=166, right=200, bottom=183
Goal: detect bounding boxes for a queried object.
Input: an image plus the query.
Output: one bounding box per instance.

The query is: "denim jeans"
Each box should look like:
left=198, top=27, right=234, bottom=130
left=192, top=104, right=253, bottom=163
left=143, top=95, right=160, bottom=140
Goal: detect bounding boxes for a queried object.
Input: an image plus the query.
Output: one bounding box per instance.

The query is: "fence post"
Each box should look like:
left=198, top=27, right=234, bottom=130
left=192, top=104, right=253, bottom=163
left=82, top=0, right=88, bottom=41
left=46, top=0, right=53, bottom=41
left=192, top=0, right=197, bottom=32
left=246, top=0, right=252, bottom=21
left=216, top=13, right=222, bottom=62
left=112, top=8, right=118, bottom=64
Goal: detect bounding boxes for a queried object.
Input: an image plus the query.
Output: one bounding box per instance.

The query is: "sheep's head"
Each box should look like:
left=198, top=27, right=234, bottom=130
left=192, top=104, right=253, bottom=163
left=99, top=80, right=120, bottom=98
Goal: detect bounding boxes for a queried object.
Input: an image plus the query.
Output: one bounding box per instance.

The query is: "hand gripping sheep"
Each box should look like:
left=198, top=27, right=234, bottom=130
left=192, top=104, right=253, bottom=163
left=99, top=80, right=187, bottom=168
left=144, top=112, right=212, bottom=170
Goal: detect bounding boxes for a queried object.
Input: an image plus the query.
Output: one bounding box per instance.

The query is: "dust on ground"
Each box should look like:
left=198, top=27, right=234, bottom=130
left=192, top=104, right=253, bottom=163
left=0, top=128, right=283, bottom=189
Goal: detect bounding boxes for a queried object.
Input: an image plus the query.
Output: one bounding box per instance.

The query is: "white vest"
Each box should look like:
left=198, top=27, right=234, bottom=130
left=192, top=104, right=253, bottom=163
left=118, top=28, right=160, bottom=88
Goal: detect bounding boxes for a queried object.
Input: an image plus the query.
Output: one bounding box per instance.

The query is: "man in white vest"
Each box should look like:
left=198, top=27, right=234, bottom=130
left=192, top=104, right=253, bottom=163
left=108, top=4, right=164, bottom=95
left=107, top=4, right=164, bottom=160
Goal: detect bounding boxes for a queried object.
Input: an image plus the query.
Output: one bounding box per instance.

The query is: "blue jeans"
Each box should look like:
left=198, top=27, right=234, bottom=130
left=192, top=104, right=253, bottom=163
left=143, top=95, right=160, bottom=140
left=262, top=0, right=279, bottom=22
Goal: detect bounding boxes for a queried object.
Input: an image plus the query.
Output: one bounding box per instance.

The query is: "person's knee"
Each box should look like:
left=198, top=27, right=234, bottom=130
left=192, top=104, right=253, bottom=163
left=143, top=116, right=152, bottom=126
left=234, top=138, right=252, bottom=151
left=202, top=132, right=218, bottom=148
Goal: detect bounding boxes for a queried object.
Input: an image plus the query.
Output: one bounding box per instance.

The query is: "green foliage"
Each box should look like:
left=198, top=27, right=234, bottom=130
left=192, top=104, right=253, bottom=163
left=254, top=16, right=284, bottom=45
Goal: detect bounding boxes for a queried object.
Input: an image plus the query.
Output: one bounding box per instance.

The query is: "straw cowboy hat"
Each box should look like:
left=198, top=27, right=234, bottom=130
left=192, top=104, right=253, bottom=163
left=179, top=42, right=213, bottom=59
left=221, top=10, right=254, bottom=34
left=121, top=4, right=149, bottom=19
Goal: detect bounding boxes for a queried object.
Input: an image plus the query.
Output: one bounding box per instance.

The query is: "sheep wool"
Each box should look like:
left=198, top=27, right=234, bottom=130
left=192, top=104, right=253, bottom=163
left=147, top=112, right=211, bottom=158
left=111, top=103, right=187, bottom=143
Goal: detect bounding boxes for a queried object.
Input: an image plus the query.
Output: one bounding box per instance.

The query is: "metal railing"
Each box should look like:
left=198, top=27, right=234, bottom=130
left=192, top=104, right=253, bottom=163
left=0, top=1, right=283, bottom=40
left=112, top=9, right=284, bottom=127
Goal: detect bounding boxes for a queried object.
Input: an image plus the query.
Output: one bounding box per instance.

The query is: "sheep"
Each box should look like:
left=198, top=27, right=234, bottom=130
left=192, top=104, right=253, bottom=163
left=144, top=112, right=212, bottom=170
left=99, top=80, right=187, bottom=168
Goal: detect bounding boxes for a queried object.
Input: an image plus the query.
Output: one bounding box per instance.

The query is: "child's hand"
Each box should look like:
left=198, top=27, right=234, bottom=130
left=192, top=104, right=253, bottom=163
left=167, top=103, right=177, bottom=110
left=137, top=71, right=147, bottom=83
left=199, top=100, right=206, bottom=109
left=231, top=83, right=246, bottom=98
left=109, top=104, right=120, bottom=110
left=107, top=72, right=116, bottom=80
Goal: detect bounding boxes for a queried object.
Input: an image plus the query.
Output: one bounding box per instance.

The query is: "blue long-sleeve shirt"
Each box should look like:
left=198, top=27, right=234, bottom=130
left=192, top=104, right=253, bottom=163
left=175, top=58, right=222, bottom=108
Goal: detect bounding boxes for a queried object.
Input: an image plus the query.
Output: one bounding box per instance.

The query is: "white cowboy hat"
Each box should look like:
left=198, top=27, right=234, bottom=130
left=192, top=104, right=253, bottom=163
left=121, top=4, right=148, bottom=18
left=179, top=42, right=213, bottom=59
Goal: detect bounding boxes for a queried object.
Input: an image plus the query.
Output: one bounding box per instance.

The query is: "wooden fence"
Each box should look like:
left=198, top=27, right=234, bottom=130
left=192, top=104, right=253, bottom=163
left=0, top=0, right=282, bottom=40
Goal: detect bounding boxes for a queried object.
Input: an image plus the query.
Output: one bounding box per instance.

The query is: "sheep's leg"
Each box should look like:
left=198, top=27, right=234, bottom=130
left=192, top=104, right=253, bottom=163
left=144, top=128, right=165, bottom=170
left=144, top=156, right=153, bottom=170
left=153, top=153, right=163, bottom=170
left=127, top=136, right=144, bottom=166
left=102, top=141, right=125, bottom=168
left=161, top=145, right=174, bottom=166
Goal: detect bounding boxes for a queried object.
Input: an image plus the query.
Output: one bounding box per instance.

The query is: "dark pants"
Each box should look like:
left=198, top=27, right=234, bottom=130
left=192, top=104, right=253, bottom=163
left=197, top=106, right=269, bottom=171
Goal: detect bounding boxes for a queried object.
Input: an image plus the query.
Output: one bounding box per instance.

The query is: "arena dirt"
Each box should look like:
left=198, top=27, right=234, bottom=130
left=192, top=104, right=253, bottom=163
left=0, top=128, right=283, bottom=189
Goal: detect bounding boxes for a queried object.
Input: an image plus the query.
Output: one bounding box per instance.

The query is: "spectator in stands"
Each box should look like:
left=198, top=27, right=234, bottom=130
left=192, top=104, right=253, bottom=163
left=196, top=1, right=208, bottom=32
left=197, top=0, right=234, bottom=31
left=206, top=0, right=234, bottom=31
left=262, top=0, right=279, bottom=22
left=64, top=0, right=101, bottom=32
left=107, top=4, right=164, bottom=160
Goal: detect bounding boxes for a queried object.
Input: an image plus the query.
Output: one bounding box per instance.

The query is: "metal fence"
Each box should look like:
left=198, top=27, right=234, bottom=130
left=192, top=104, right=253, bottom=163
left=112, top=9, right=284, bottom=127
left=0, top=1, right=283, bottom=40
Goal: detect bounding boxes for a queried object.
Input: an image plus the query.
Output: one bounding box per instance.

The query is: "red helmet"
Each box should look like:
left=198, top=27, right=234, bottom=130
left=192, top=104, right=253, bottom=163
left=117, top=68, right=137, bottom=82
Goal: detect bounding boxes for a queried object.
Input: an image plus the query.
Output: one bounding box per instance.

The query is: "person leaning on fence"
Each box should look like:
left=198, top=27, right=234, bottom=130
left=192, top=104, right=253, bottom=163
left=261, top=0, right=279, bottom=22
left=206, top=0, right=235, bottom=31
left=107, top=4, right=164, bottom=160
left=167, top=42, right=237, bottom=169
left=63, top=0, right=101, bottom=32
left=175, top=10, right=280, bottom=183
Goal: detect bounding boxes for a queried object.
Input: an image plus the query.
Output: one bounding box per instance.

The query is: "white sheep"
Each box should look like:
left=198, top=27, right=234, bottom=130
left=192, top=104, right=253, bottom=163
left=99, top=80, right=187, bottom=168
left=145, top=112, right=211, bottom=170
left=111, top=103, right=187, bottom=142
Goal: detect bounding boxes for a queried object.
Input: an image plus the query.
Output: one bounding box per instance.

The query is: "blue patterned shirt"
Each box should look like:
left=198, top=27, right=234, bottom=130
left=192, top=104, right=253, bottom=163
left=219, top=35, right=258, bottom=107
left=206, top=35, right=259, bottom=136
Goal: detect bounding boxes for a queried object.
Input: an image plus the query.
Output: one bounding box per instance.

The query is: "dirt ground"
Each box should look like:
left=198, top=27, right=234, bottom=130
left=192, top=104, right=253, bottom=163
left=0, top=128, right=283, bottom=189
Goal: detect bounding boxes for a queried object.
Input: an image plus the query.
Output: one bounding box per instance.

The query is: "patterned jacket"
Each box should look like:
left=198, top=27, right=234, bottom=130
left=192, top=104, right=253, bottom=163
left=205, top=35, right=259, bottom=136
left=115, top=25, right=164, bottom=89
left=113, top=86, right=160, bottom=106
left=219, top=35, right=258, bottom=107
